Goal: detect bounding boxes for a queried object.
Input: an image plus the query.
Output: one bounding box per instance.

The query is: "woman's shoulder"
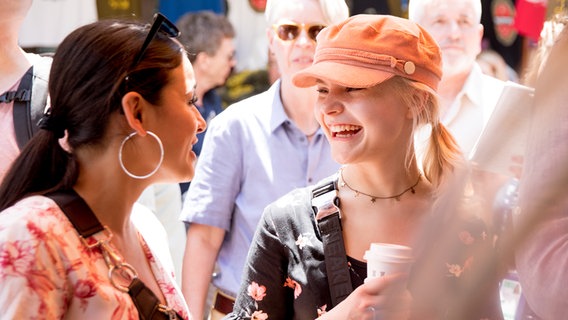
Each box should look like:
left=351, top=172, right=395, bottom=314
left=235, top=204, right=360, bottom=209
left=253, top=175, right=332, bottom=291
left=264, top=174, right=339, bottom=227
left=0, top=195, right=76, bottom=260
left=0, top=196, right=66, bottom=231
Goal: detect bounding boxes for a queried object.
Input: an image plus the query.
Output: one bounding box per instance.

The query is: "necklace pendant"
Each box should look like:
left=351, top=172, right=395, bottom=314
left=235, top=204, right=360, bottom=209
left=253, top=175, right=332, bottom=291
left=355, top=191, right=360, bottom=197
left=370, top=197, right=377, bottom=203
left=395, top=196, right=401, bottom=201
left=411, top=187, right=416, bottom=194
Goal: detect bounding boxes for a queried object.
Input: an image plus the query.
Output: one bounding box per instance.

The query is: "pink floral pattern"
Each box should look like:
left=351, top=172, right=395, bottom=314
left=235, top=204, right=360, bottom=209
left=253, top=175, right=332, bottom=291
left=317, top=304, right=328, bottom=316
left=0, top=196, right=189, bottom=319
left=247, top=281, right=267, bottom=301
left=234, top=281, right=270, bottom=319
left=251, top=310, right=269, bottom=320
left=225, top=186, right=503, bottom=319
left=459, top=230, right=475, bottom=245
left=283, top=277, right=302, bottom=299
left=446, top=229, right=483, bottom=278
left=295, top=234, right=313, bottom=249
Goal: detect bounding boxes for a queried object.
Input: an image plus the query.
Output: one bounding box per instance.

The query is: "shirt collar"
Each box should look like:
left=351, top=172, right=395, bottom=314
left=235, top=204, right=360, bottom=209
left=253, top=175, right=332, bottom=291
left=442, top=64, right=485, bottom=124
left=267, top=79, right=292, bottom=134
left=460, top=63, right=485, bottom=108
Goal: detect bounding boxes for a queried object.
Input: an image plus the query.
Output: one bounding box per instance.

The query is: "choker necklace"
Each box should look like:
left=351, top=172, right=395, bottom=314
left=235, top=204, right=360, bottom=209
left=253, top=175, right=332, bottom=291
left=339, top=168, right=422, bottom=203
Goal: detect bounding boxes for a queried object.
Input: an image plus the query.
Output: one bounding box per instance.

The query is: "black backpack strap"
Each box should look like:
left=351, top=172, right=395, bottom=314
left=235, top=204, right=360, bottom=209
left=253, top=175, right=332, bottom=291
left=11, top=66, right=34, bottom=150
left=8, top=55, right=52, bottom=150
left=30, top=55, right=52, bottom=137
left=46, top=190, right=182, bottom=320
left=311, top=179, right=353, bottom=307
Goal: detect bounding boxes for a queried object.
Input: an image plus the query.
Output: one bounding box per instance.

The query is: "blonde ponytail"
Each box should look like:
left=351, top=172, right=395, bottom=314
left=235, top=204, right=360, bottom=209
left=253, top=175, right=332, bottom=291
left=423, top=122, right=463, bottom=187
left=390, top=77, right=463, bottom=187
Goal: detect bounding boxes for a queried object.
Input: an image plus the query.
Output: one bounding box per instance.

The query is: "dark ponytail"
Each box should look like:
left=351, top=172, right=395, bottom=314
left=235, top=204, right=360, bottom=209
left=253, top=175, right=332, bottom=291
left=0, top=131, right=74, bottom=210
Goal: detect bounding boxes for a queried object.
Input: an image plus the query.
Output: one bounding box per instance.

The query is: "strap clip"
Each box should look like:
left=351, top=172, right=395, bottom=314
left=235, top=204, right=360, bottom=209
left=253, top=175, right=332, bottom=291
left=311, top=180, right=341, bottom=221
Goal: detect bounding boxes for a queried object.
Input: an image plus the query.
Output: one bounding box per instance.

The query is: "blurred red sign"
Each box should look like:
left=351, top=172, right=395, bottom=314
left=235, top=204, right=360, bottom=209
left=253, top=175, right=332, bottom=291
left=249, top=0, right=267, bottom=12
left=492, top=0, right=518, bottom=46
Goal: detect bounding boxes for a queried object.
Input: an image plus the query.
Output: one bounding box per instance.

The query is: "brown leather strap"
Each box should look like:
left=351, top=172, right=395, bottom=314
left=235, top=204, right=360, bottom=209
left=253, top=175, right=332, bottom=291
left=47, top=190, right=182, bottom=320
left=46, top=189, right=104, bottom=237
left=212, top=291, right=235, bottom=315
left=129, top=278, right=180, bottom=320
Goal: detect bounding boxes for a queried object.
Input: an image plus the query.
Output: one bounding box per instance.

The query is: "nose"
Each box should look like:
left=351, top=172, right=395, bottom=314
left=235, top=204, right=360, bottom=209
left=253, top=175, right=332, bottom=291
left=295, top=29, right=315, bottom=47
left=195, top=108, right=207, bottom=133
left=447, top=21, right=462, bottom=39
left=318, top=96, right=343, bottom=116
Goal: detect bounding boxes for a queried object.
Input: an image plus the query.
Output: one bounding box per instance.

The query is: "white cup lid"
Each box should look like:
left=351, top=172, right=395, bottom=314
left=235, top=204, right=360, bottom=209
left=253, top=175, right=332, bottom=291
left=364, top=243, right=413, bottom=262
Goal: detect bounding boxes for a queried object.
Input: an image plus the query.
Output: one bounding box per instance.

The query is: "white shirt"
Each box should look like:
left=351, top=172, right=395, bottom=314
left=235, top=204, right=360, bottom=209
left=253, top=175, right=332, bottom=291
left=442, top=64, right=506, bottom=158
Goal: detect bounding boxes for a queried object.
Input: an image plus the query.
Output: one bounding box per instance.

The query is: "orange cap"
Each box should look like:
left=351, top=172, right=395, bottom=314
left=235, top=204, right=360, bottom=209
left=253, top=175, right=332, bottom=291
left=293, top=14, right=442, bottom=91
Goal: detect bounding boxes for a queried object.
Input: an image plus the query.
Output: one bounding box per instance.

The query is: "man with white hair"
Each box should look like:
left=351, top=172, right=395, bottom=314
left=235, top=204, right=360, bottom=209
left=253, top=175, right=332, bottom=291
left=409, top=0, right=505, bottom=157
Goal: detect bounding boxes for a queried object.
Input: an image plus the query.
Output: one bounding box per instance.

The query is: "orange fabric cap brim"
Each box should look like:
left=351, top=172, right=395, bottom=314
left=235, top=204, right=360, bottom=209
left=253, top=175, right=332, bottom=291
left=293, top=60, right=396, bottom=88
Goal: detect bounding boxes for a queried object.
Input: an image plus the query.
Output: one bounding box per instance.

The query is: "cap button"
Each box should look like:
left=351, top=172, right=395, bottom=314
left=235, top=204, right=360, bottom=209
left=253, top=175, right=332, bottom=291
left=404, top=61, right=416, bottom=75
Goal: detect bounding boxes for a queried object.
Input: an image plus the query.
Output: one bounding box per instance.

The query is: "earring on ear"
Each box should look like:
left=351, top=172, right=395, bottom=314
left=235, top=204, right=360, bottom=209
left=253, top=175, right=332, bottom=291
left=118, top=131, right=164, bottom=179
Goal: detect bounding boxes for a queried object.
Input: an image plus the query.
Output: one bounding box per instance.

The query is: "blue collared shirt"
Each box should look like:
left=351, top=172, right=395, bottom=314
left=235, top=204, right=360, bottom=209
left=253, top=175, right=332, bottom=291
left=193, top=89, right=223, bottom=157
left=180, top=80, right=339, bottom=295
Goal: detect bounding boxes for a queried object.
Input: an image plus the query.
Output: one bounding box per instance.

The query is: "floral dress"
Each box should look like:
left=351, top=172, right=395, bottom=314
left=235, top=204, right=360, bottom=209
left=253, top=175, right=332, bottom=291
left=225, top=183, right=503, bottom=320
left=0, top=196, right=190, bottom=319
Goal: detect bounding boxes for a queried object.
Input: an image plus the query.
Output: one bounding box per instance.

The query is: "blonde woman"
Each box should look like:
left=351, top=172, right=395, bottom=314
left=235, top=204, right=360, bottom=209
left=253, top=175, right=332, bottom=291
left=226, top=14, right=503, bottom=319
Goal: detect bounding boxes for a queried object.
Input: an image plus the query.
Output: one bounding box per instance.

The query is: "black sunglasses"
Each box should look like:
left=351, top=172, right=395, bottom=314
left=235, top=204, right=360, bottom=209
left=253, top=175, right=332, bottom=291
left=272, top=23, right=326, bottom=42
left=130, top=13, right=180, bottom=70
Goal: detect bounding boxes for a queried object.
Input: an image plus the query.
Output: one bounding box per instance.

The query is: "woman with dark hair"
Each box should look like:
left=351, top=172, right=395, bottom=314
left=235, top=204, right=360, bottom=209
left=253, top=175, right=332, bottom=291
left=0, top=15, right=205, bottom=319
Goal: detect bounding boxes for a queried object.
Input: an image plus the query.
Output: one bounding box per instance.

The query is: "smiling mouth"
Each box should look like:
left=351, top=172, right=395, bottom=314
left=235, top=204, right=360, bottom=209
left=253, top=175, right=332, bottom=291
left=330, top=125, right=362, bottom=138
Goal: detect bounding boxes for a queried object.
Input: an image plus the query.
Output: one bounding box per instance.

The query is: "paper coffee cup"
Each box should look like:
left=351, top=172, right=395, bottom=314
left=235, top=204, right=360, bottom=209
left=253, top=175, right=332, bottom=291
left=364, top=243, right=413, bottom=279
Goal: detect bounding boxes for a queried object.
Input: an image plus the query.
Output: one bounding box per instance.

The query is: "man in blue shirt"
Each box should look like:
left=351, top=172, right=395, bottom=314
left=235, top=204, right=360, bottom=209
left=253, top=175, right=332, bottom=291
left=179, top=1, right=349, bottom=319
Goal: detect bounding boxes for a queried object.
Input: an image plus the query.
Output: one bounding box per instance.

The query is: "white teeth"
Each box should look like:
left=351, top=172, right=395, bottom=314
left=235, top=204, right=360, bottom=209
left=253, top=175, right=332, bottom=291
left=329, top=125, right=361, bottom=133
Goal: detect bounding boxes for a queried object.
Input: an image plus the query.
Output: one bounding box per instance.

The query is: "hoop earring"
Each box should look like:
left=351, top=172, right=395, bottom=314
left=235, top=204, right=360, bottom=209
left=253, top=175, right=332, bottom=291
left=118, top=131, right=164, bottom=179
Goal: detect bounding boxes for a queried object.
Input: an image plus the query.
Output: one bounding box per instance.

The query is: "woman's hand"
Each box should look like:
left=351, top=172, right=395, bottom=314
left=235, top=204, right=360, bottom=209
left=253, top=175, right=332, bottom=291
left=318, top=273, right=412, bottom=320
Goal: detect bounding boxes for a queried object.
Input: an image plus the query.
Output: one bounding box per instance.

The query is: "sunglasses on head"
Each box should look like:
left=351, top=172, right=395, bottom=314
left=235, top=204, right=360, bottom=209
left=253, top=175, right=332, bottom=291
left=130, top=13, right=180, bottom=70
left=272, top=23, right=326, bottom=42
